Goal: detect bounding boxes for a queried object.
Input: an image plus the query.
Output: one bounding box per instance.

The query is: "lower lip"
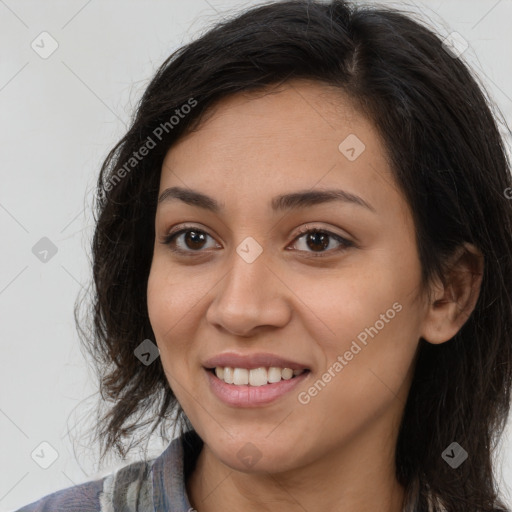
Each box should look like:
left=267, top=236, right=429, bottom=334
left=205, top=368, right=309, bottom=407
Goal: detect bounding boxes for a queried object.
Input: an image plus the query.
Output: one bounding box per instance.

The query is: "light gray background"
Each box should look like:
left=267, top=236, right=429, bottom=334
left=1, top=1, right=511, bottom=510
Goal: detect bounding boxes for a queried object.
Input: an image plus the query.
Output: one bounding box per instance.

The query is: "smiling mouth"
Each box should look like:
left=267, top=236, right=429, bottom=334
left=206, top=366, right=310, bottom=386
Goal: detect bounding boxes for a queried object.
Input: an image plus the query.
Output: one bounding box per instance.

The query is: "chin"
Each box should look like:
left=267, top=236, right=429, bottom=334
left=205, top=434, right=304, bottom=474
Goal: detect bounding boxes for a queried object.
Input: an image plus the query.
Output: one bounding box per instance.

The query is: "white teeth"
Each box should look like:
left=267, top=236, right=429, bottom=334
left=267, top=367, right=282, bottom=383
left=233, top=368, right=249, bottom=385
left=213, top=366, right=307, bottom=386
left=282, top=368, right=293, bottom=380
left=249, top=367, right=268, bottom=386
left=223, top=367, right=234, bottom=384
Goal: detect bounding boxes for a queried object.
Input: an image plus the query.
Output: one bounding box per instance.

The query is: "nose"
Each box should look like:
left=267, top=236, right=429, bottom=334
left=205, top=245, right=292, bottom=337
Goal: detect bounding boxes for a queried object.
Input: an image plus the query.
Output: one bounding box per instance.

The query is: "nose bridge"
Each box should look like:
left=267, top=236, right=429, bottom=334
left=206, top=239, right=289, bottom=335
left=218, top=243, right=270, bottom=314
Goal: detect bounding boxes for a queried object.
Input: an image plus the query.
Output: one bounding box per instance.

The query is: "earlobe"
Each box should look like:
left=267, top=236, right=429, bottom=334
left=420, top=242, right=484, bottom=345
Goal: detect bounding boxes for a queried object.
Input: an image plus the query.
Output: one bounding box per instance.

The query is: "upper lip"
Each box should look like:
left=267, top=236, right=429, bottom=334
left=203, top=352, right=310, bottom=371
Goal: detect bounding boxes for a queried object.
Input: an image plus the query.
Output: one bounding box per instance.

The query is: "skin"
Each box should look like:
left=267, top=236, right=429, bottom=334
left=146, top=78, right=484, bottom=512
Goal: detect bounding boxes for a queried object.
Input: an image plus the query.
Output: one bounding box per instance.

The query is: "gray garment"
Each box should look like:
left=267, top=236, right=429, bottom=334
left=14, top=432, right=197, bottom=512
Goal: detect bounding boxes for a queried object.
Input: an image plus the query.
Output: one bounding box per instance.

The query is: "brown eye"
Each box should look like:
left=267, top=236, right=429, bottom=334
left=290, top=228, right=353, bottom=256
left=160, top=227, right=220, bottom=254
left=304, top=231, right=329, bottom=252
left=182, top=230, right=207, bottom=250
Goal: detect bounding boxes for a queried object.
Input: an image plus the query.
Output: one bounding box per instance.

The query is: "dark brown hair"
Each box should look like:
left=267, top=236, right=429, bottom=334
left=75, top=1, right=512, bottom=510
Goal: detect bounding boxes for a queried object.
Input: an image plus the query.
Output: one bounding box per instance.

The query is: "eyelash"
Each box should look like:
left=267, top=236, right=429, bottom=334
left=159, top=224, right=354, bottom=258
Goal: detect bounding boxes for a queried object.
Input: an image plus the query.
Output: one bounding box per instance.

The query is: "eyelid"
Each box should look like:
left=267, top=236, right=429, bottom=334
left=292, top=223, right=352, bottom=242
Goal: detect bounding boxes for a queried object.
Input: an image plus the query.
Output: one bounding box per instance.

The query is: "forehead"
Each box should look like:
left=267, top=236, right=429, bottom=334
left=158, top=79, right=403, bottom=220
left=176, top=79, right=372, bottom=151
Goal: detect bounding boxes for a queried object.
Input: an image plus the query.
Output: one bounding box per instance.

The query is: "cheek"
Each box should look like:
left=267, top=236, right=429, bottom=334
left=303, top=252, right=421, bottom=400
left=147, top=254, right=203, bottom=334
left=312, top=289, right=419, bottom=408
left=146, top=259, right=198, bottom=362
left=298, top=306, right=418, bottom=449
left=313, top=286, right=416, bottom=386
left=299, top=262, right=408, bottom=347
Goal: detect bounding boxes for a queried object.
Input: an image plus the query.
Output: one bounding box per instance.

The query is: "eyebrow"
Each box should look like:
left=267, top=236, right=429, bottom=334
left=157, top=186, right=376, bottom=213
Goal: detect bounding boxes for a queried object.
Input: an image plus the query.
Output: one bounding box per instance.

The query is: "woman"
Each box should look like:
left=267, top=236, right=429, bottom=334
left=16, top=0, right=512, bottom=511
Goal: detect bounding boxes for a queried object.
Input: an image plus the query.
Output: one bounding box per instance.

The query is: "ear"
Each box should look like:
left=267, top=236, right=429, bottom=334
left=420, top=242, right=484, bottom=344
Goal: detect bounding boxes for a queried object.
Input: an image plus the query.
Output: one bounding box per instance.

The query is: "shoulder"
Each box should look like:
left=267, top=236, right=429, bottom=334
left=13, top=459, right=153, bottom=512
left=13, top=476, right=105, bottom=512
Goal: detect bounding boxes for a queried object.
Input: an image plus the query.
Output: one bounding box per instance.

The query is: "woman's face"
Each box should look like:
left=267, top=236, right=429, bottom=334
left=147, top=79, right=431, bottom=473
